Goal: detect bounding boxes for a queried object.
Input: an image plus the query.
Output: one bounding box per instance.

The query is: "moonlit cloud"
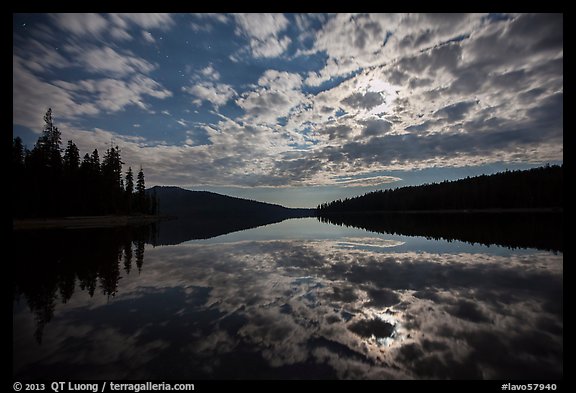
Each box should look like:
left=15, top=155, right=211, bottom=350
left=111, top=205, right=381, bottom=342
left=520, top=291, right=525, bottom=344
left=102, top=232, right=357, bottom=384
left=13, top=13, right=563, bottom=206
left=71, top=46, right=157, bottom=76
left=14, top=232, right=563, bottom=379
left=50, top=13, right=108, bottom=37
left=233, top=13, right=291, bottom=58
left=183, top=82, right=237, bottom=108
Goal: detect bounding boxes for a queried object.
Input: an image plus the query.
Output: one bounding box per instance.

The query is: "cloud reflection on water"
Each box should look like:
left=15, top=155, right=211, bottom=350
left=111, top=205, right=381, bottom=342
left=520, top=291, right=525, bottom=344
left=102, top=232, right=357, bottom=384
left=14, top=229, right=562, bottom=379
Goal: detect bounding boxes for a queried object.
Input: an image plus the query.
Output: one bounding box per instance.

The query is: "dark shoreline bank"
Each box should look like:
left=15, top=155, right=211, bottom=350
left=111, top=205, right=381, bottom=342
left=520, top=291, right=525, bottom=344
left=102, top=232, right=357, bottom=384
left=13, top=215, right=171, bottom=231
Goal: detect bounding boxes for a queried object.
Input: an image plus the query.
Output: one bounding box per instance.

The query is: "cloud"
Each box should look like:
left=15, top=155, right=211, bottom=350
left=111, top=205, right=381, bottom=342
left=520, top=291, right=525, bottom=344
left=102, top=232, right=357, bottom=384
left=200, top=65, right=220, bottom=80
left=435, top=100, right=478, bottom=122
left=233, top=13, right=291, bottom=58
left=111, top=13, right=175, bottom=30
left=235, top=70, right=307, bottom=126
left=333, top=175, right=401, bottom=187
left=359, top=118, right=393, bottom=138
left=14, top=38, right=71, bottom=73
left=13, top=51, right=171, bottom=131
left=142, top=31, right=155, bottom=43
left=342, top=92, right=385, bottom=110
left=13, top=55, right=99, bottom=130
left=56, top=75, right=172, bottom=113
left=14, top=235, right=562, bottom=379
left=68, top=46, right=157, bottom=76
left=50, top=13, right=175, bottom=43
left=183, top=82, right=237, bottom=108
left=258, top=70, right=303, bottom=90
left=50, top=13, right=108, bottom=37
left=13, top=13, right=563, bottom=190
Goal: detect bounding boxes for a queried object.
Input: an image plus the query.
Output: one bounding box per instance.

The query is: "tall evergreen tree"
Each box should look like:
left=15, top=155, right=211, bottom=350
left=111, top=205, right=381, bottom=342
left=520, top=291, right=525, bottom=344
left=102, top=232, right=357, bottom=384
left=32, top=108, right=62, bottom=170
left=13, top=137, right=27, bottom=216
left=125, top=167, right=134, bottom=213
left=63, top=140, right=80, bottom=174
left=12, top=136, right=25, bottom=169
left=91, top=149, right=101, bottom=174
left=125, top=167, right=134, bottom=195
left=13, top=109, right=153, bottom=218
left=136, top=167, right=145, bottom=196
left=102, top=146, right=124, bottom=213
left=136, top=167, right=147, bottom=213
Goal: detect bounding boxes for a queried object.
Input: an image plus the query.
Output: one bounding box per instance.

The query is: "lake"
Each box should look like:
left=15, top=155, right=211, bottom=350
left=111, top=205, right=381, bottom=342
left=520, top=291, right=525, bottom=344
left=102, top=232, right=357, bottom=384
left=13, top=215, right=563, bottom=379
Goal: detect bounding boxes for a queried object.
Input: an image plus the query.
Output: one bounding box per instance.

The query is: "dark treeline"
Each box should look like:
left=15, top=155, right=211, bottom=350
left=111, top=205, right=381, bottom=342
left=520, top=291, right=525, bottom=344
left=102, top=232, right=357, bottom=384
left=13, top=225, right=155, bottom=343
left=319, top=212, right=563, bottom=253
left=12, top=109, right=157, bottom=218
left=317, top=165, right=563, bottom=213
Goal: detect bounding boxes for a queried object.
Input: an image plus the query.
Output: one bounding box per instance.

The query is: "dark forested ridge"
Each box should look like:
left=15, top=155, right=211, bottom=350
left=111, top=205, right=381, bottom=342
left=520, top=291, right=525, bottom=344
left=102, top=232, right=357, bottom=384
left=146, top=186, right=315, bottom=245
left=317, top=165, right=563, bottom=214
left=148, top=186, right=313, bottom=220
left=13, top=109, right=157, bottom=218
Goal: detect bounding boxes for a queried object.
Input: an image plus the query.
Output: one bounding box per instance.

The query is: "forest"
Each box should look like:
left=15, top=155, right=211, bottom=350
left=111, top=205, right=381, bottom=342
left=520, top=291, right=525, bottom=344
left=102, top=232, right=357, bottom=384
left=12, top=109, right=157, bottom=218
left=317, top=165, right=563, bottom=214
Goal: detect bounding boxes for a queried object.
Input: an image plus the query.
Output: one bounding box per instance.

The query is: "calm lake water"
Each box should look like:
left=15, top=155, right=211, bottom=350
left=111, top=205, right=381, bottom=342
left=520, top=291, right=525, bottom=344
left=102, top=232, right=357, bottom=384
left=13, top=216, right=562, bottom=379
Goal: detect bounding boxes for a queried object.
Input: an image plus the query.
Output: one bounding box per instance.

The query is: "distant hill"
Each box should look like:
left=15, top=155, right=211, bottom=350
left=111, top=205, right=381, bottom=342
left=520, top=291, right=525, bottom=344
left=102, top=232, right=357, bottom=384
left=318, top=165, right=563, bottom=214
left=145, top=186, right=314, bottom=244
left=147, top=186, right=313, bottom=219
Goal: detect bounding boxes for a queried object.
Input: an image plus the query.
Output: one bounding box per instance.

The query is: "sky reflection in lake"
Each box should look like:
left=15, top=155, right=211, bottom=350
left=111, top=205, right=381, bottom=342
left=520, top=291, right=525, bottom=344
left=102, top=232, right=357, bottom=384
left=13, top=218, right=562, bottom=379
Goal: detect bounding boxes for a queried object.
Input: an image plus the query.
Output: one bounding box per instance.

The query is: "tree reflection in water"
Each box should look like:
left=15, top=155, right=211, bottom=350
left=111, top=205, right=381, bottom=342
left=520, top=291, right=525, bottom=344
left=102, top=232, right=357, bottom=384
left=13, top=216, right=562, bottom=379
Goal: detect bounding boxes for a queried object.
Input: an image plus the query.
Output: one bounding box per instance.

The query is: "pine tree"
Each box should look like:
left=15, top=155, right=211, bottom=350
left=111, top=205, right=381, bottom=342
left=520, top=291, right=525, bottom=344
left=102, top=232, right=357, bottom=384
left=102, top=146, right=125, bottom=213
left=12, top=137, right=25, bottom=169
left=125, top=167, right=134, bottom=213
left=32, top=108, right=62, bottom=170
left=125, top=167, right=134, bottom=195
left=136, top=167, right=145, bottom=196
left=63, top=140, right=80, bottom=174
left=136, top=167, right=147, bottom=213
left=13, top=109, right=155, bottom=218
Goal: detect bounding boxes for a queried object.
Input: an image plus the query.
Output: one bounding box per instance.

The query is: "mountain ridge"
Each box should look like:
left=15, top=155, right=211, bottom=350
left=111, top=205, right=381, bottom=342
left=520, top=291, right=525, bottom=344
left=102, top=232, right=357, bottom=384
left=147, top=185, right=314, bottom=219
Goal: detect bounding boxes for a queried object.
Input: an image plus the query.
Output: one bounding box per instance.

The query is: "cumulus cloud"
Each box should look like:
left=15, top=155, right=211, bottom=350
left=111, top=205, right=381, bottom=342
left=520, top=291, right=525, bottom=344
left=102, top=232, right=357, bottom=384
left=342, top=92, right=385, bottom=110
left=200, top=65, right=220, bottom=80
left=13, top=13, right=563, bottom=189
left=183, top=82, right=237, bottom=108
left=236, top=70, right=307, bottom=126
left=233, top=13, right=292, bottom=58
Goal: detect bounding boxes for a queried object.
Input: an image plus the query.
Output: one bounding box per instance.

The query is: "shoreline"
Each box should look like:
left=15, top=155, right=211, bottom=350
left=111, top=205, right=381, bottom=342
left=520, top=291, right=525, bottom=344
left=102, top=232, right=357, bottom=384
left=318, top=208, right=563, bottom=215
left=13, top=215, right=171, bottom=231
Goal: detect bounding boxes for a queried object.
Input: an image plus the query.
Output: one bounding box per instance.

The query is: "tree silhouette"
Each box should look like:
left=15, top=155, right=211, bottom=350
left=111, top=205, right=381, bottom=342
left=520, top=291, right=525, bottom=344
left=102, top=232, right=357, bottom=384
left=12, top=109, right=153, bottom=218
left=12, top=136, right=25, bottom=169
left=125, top=167, right=134, bottom=213
left=136, top=167, right=148, bottom=213
left=13, top=225, right=156, bottom=342
left=63, top=140, right=80, bottom=174
left=317, top=165, right=563, bottom=214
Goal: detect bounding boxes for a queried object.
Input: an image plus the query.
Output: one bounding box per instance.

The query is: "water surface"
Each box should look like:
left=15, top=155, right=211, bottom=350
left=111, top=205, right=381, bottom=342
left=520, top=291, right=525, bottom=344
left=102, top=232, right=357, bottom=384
left=13, top=217, right=562, bottom=379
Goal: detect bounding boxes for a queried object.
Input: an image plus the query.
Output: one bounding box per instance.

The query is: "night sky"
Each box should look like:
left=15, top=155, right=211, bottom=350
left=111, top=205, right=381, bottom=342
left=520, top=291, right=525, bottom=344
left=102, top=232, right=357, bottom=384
left=13, top=13, right=563, bottom=207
